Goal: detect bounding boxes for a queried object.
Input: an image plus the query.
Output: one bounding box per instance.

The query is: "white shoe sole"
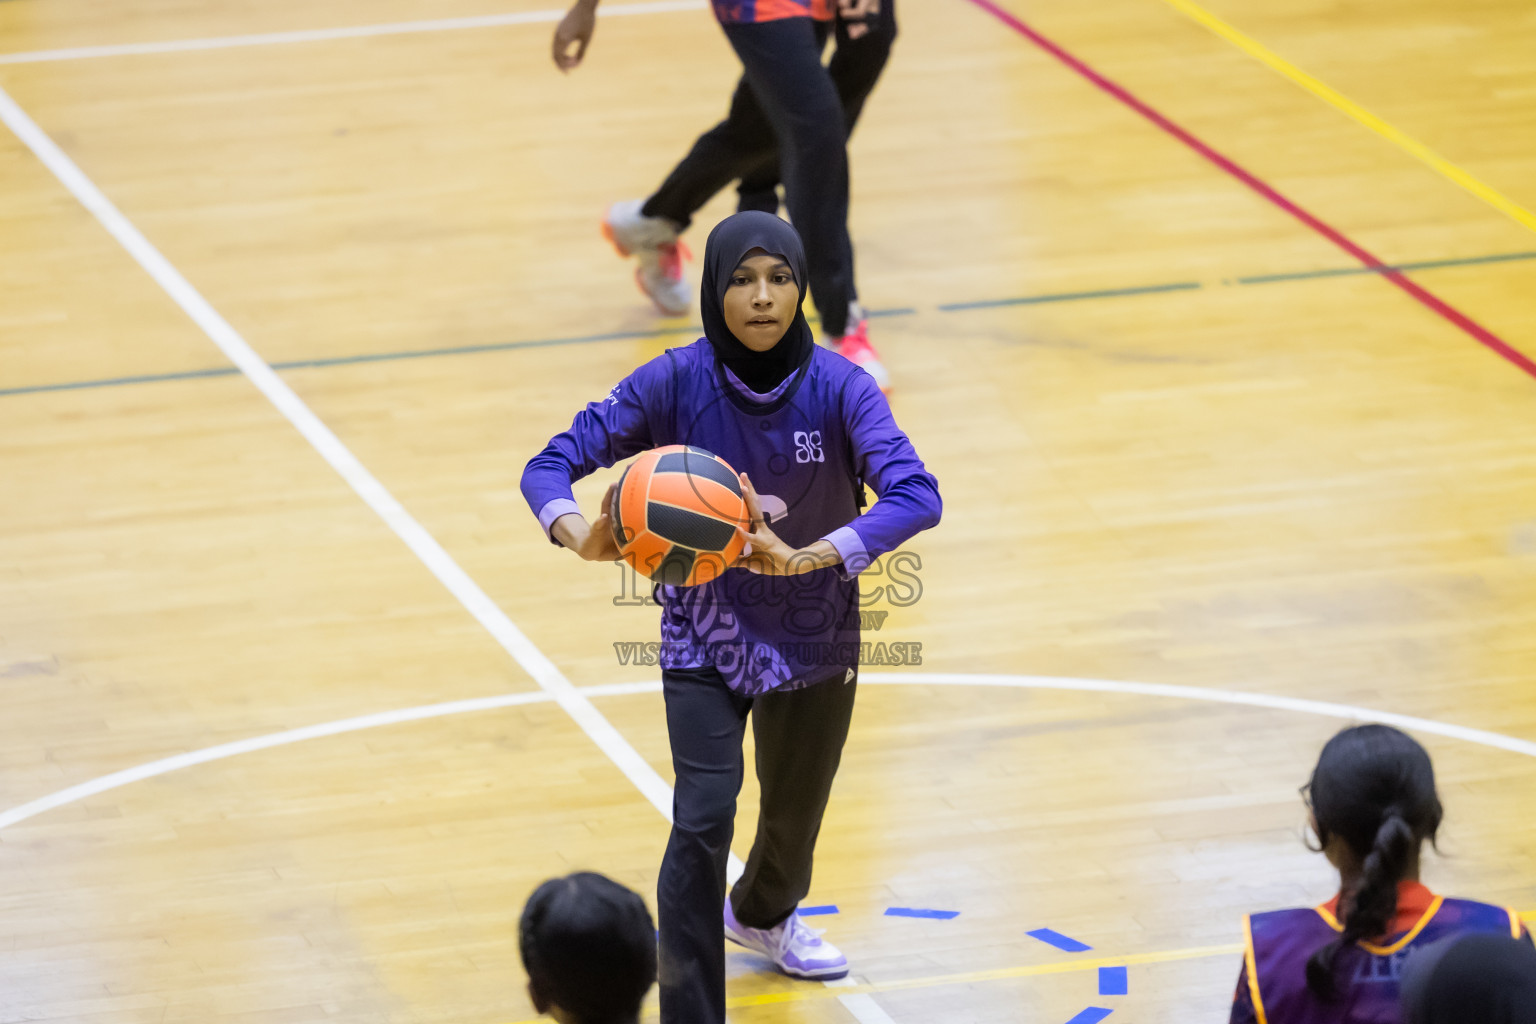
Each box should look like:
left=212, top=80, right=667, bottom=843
left=724, top=928, right=850, bottom=980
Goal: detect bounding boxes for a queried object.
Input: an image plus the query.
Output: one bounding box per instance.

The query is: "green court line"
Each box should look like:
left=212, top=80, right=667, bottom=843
left=268, top=324, right=706, bottom=371
left=2, top=251, right=1529, bottom=399
left=0, top=309, right=916, bottom=397
left=1237, top=250, right=1536, bottom=284
left=937, top=281, right=1201, bottom=310
left=0, top=366, right=238, bottom=398
left=266, top=305, right=918, bottom=371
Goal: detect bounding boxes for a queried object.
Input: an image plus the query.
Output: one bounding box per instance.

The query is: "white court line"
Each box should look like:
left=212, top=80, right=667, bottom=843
left=7, top=673, right=1536, bottom=831
left=821, top=975, right=896, bottom=1024
left=4, top=73, right=1526, bottom=1024
left=0, top=40, right=833, bottom=1024
left=0, top=690, right=555, bottom=831
left=878, top=673, right=1536, bottom=759
left=4, top=673, right=1529, bottom=1024
left=0, top=1, right=708, bottom=65
left=0, top=83, right=682, bottom=849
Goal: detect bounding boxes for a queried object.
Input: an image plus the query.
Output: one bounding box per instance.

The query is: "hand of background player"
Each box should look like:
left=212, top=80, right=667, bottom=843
left=552, top=0, right=598, bottom=71
left=732, top=473, right=839, bottom=576
left=552, top=482, right=623, bottom=561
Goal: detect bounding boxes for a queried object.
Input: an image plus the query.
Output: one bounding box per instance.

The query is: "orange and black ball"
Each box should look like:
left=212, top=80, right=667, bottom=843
left=612, top=445, right=749, bottom=587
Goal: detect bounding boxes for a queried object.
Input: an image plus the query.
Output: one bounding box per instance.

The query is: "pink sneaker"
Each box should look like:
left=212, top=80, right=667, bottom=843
left=829, top=315, right=891, bottom=394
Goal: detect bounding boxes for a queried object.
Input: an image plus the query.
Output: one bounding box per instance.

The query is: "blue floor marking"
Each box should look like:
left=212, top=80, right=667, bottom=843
left=1098, top=966, right=1128, bottom=995
left=1063, top=1009, right=1114, bottom=1024
left=885, top=907, right=960, bottom=919
left=799, top=905, right=838, bottom=916
left=1028, top=927, right=1092, bottom=952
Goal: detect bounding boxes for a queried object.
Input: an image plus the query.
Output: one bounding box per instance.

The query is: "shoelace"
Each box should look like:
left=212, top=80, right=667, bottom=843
left=657, top=240, right=691, bottom=281
left=783, top=913, right=825, bottom=952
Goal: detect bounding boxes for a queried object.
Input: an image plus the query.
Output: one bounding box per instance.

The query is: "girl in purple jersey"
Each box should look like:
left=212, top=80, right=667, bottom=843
left=522, top=211, right=940, bottom=1024
left=1230, top=725, right=1529, bottom=1024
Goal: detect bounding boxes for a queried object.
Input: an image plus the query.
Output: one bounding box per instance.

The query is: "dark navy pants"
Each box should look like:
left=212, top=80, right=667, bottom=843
left=641, top=2, right=897, bottom=338
left=656, top=665, right=857, bottom=1024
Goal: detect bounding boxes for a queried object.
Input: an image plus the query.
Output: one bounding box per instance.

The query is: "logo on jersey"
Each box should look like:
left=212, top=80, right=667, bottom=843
left=793, top=430, right=824, bottom=464
left=758, top=492, right=789, bottom=524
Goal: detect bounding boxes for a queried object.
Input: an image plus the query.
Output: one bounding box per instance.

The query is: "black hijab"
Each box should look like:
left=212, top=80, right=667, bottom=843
left=700, top=211, right=816, bottom=394
left=1401, top=932, right=1536, bottom=1024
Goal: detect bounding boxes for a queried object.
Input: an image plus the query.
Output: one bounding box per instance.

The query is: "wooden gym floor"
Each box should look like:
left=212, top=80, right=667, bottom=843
left=1, top=0, right=1534, bottom=1021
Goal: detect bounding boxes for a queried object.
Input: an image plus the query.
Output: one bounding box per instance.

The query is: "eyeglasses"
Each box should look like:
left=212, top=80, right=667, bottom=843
left=1298, top=782, right=1313, bottom=811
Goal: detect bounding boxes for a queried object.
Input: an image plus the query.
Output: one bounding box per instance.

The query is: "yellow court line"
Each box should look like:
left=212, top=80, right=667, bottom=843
left=502, top=909, right=1536, bottom=1021
left=499, top=941, right=1241, bottom=1022
left=502, top=909, right=1536, bottom=1022
left=727, top=942, right=1241, bottom=1008
left=1157, top=0, right=1536, bottom=236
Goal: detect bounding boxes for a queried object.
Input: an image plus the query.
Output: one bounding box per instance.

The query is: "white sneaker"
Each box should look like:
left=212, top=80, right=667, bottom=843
left=724, top=900, right=850, bottom=980
left=602, top=199, right=691, bottom=316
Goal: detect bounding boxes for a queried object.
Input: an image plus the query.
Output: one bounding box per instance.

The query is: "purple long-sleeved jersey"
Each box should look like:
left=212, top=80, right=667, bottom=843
left=521, top=340, right=942, bottom=694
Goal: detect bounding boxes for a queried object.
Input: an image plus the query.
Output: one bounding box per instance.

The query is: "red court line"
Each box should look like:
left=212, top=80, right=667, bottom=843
left=961, top=0, right=1536, bottom=382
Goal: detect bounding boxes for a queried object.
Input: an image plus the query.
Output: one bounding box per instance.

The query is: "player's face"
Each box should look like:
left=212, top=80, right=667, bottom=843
left=724, top=252, right=797, bottom=352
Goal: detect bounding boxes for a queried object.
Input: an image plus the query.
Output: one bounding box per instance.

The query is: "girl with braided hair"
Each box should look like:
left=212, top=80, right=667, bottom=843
left=1230, top=724, right=1529, bottom=1023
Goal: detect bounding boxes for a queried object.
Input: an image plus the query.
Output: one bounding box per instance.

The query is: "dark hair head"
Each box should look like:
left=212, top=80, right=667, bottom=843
left=519, top=872, right=657, bottom=1024
left=1401, top=932, right=1536, bottom=1024
left=1303, top=724, right=1444, bottom=1000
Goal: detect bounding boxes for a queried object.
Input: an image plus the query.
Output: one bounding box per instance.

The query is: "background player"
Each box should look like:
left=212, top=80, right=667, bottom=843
left=551, top=0, right=898, bottom=391
left=1230, top=725, right=1530, bottom=1023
